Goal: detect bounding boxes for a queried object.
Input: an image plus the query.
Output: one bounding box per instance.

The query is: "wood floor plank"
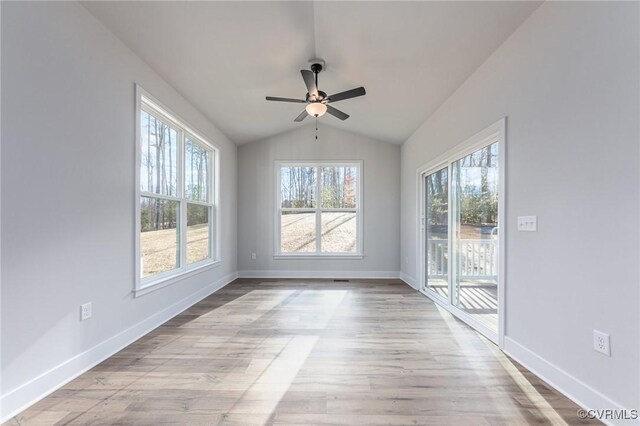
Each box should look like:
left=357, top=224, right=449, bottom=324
left=5, top=279, right=600, bottom=425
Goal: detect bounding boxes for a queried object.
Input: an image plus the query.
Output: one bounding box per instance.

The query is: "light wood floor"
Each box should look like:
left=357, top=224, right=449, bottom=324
left=6, top=279, right=597, bottom=425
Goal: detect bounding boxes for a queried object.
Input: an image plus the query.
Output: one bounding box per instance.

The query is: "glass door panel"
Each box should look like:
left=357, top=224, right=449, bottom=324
left=424, top=167, right=449, bottom=298
left=451, top=142, right=499, bottom=332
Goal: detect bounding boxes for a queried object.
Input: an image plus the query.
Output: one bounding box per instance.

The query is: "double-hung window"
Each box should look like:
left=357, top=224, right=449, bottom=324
left=276, top=161, right=362, bottom=257
left=136, top=88, right=218, bottom=293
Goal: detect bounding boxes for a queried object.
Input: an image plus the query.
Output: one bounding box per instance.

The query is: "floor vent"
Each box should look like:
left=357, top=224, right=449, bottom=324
left=333, top=279, right=350, bottom=282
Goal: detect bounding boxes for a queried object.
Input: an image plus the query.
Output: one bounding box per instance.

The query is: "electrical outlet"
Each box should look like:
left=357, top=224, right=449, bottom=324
left=80, top=302, right=92, bottom=321
left=517, top=216, right=537, bottom=231
left=593, top=330, right=610, bottom=356
left=405, top=256, right=409, bottom=265
left=251, top=252, right=257, bottom=260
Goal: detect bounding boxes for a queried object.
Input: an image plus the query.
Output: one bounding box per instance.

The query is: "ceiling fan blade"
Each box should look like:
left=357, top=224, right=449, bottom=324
left=301, top=70, right=318, bottom=97
left=294, top=110, right=309, bottom=122
left=327, top=87, right=366, bottom=103
left=326, top=105, right=349, bottom=121
left=266, top=96, right=306, bottom=103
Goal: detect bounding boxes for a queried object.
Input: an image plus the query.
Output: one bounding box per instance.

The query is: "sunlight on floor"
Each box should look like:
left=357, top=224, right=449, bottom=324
left=433, top=304, right=515, bottom=421
left=227, top=335, right=319, bottom=425
left=434, top=304, right=568, bottom=426
left=197, top=288, right=347, bottom=425
left=480, top=338, right=569, bottom=426
left=193, top=289, right=298, bottom=325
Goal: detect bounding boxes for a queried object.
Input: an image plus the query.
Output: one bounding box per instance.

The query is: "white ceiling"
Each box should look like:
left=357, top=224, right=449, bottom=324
left=82, top=1, right=541, bottom=145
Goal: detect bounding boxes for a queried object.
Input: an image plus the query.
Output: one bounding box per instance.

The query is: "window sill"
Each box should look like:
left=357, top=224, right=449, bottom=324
left=134, top=260, right=222, bottom=297
left=273, top=254, right=364, bottom=260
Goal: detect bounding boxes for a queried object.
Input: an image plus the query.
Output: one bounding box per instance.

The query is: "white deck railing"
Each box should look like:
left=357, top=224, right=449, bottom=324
left=427, top=239, right=498, bottom=281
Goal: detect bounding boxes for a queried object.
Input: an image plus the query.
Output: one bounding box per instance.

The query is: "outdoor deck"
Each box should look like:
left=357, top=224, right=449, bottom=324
left=430, top=283, right=498, bottom=330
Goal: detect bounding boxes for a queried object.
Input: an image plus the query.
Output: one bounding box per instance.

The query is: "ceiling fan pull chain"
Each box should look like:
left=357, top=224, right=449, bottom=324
left=315, top=117, right=318, bottom=140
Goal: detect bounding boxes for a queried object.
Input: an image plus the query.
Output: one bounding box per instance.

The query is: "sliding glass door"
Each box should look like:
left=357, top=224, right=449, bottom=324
left=425, top=167, right=449, bottom=297
left=451, top=143, right=499, bottom=331
left=421, top=129, right=502, bottom=340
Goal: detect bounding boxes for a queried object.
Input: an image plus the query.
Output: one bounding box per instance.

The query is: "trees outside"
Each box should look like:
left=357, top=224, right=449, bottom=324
left=455, top=143, right=499, bottom=228
left=280, top=166, right=358, bottom=209
left=185, top=138, right=210, bottom=202
left=321, top=166, right=356, bottom=208
left=140, top=111, right=212, bottom=232
left=280, top=166, right=316, bottom=208
left=140, top=198, right=177, bottom=232
left=427, top=143, right=499, bottom=232
left=426, top=168, right=448, bottom=233
left=141, top=110, right=177, bottom=231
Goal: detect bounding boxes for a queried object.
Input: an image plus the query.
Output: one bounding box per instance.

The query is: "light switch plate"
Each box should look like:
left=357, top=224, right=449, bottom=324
left=517, top=216, right=537, bottom=231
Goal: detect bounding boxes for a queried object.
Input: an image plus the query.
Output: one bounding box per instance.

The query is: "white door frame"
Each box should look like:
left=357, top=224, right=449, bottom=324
left=416, top=118, right=506, bottom=347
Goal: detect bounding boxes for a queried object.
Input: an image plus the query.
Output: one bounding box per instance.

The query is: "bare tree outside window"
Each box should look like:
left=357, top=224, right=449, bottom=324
left=185, top=137, right=210, bottom=202
left=280, top=166, right=316, bottom=208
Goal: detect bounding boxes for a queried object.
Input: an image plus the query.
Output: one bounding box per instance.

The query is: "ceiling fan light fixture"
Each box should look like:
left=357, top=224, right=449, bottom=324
left=306, top=102, right=327, bottom=117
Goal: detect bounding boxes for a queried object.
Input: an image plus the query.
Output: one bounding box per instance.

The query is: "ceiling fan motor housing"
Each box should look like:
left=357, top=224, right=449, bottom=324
left=306, top=91, right=327, bottom=102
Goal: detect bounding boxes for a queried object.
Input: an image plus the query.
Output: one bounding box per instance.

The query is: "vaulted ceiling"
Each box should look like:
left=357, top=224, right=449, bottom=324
left=82, top=1, right=541, bottom=145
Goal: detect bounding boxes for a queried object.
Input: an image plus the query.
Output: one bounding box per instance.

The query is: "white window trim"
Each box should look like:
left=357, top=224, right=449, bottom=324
left=415, top=117, right=506, bottom=347
left=134, top=84, right=221, bottom=297
left=274, top=160, right=364, bottom=259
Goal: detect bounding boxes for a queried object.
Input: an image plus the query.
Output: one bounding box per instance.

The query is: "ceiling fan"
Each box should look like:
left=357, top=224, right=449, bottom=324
left=266, top=62, right=366, bottom=122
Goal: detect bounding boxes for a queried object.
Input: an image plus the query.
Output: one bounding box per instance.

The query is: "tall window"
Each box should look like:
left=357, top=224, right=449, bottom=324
left=136, top=89, right=218, bottom=291
left=276, top=162, right=362, bottom=257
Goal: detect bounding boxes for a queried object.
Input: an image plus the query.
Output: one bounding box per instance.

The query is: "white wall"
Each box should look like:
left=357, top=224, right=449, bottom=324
left=1, top=1, right=237, bottom=418
left=238, top=124, right=400, bottom=276
left=401, top=1, right=639, bottom=411
left=3, top=0, right=639, bottom=421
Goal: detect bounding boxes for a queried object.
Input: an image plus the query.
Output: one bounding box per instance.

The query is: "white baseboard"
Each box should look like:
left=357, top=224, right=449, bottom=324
left=503, top=337, right=638, bottom=426
left=399, top=272, right=418, bottom=289
left=237, top=270, right=401, bottom=279
left=0, top=271, right=238, bottom=423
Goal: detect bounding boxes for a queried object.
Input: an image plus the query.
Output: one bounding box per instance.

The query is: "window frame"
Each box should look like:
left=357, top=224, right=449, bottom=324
left=135, top=85, right=221, bottom=296
left=274, top=160, right=363, bottom=259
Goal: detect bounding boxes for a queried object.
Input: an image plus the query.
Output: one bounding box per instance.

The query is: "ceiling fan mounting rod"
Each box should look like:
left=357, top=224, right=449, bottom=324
left=310, top=62, right=323, bottom=90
